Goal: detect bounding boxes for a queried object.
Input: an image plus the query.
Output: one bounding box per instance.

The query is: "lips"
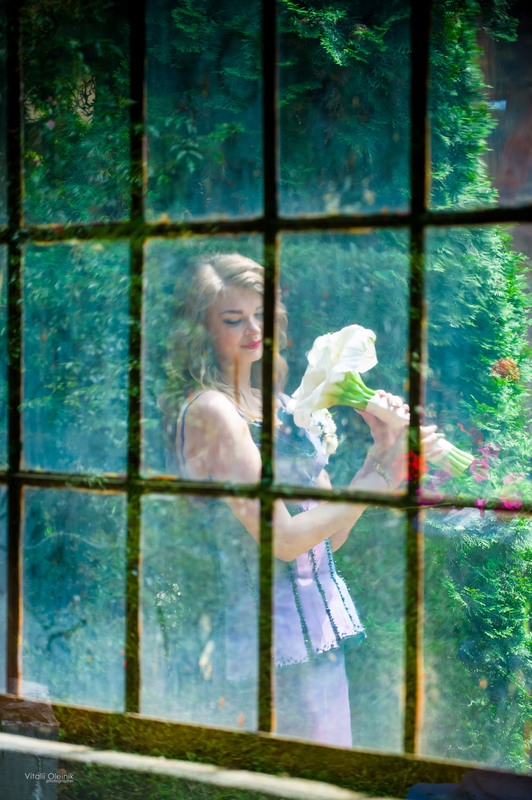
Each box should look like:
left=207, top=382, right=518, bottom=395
left=243, top=340, right=262, bottom=350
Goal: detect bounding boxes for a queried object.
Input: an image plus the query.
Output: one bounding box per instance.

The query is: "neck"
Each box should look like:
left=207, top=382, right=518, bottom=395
left=221, top=359, right=261, bottom=417
left=221, top=357, right=251, bottom=392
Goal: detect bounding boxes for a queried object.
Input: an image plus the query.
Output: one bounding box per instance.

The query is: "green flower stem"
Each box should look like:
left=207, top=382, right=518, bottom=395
left=330, top=372, right=474, bottom=476
left=331, top=372, right=376, bottom=408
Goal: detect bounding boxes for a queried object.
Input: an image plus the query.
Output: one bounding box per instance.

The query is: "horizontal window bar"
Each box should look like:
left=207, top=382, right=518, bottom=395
left=0, top=471, right=530, bottom=515
left=43, top=699, right=473, bottom=798
left=1, top=204, right=532, bottom=245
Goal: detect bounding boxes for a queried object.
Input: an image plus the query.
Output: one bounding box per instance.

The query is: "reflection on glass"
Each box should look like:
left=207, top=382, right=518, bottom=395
left=22, top=488, right=126, bottom=709
left=146, top=0, right=262, bottom=221
left=141, top=494, right=259, bottom=730
left=142, top=237, right=263, bottom=478
left=21, top=1, right=130, bottom=224
left=0, top=485, right=6, bottom=693
left=23, top=243, right=130, bottom=474
left=423, top=226, right=531, bottom=505
left=272, top=504, right=405, bottom=750
left=279, top=2, right=411, bottom=216
left=0, top=247, right=6, bottom=468
left=422, top=507, right=532, bottom=769
left=429, top=3, right=532, bottom=210
left=278, top=232, right=410, bottom=491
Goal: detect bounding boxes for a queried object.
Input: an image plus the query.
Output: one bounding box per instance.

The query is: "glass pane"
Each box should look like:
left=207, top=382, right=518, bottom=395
left=423, top=506, right=532, bottom=769
left=0, top=5, right=6, bottom=224
left=141, top=493, right=259, bottom=731
left=429, top=3, right=532, bottom=210
left=21, top=1, right=130, bottom=224
left=278, top=231, right=410, bottom=492
left=0, top=485, right=6, bottom=693
left=146, top=0, right=262, bottom=221
left=0, top=247, right=6, bottom=468
left=279, top=1, right=411, bottom=216
left=422, top=226, right=532, bottom=507
left=142, top=237, right=263, bottom=479
left=22, top=488, right=126, bottom=709
left=272, top=502, right=405, bottom=750
left=23, top=242, right=130, bottom=474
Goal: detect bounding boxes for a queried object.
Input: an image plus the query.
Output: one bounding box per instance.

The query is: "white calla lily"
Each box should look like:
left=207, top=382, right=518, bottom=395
left=291, top=324, right=474, bottom=476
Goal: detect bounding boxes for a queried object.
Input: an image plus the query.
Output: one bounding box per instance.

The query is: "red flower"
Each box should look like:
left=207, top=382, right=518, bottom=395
left=490, top=357, right=520, bottom=381
left=393, top=451, right=429, bottom=481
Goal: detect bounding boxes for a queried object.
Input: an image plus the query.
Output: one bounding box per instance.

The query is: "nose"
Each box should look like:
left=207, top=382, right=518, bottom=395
left=246, top=316, right=262, bottom=334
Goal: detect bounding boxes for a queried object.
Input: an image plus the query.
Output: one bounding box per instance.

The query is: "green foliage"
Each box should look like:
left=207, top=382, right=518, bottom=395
left=22, top=489, right=126, bottom=710
left=22, top=242, right=130, bottom=474
left=423, top=511, right=532, bottom=767
left=21, top=0, right=131, bottom=223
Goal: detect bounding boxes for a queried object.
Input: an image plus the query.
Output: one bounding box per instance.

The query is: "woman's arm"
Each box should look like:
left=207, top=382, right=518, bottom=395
left=316, top=470, right=352, bottom=552
left=180, top=390, right=399, bottom=562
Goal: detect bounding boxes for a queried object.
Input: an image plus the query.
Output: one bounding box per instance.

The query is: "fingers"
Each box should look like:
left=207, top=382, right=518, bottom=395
left=375, top=389, right=409, bottom=412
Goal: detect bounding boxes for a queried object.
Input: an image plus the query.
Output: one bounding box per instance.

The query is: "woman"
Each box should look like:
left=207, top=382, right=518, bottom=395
left=171, top=253, right=429, bottom=745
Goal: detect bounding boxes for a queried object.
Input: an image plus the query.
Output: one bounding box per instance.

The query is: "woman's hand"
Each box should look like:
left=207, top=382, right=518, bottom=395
left=352, top=390, right=409, bottom=489
left=358, top=389, right=409, bottom=458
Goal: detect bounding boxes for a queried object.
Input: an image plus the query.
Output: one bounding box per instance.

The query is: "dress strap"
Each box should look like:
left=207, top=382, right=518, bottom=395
left=178, top=391, right=206, bottom=477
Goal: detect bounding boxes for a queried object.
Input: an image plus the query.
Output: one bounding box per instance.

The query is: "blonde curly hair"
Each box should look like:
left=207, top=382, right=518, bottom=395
left=161, top=253, right=288, bottom=425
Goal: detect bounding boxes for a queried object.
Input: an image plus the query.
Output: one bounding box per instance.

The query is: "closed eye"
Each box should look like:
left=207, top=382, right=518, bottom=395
left=223, top=318, right=242, bottom=326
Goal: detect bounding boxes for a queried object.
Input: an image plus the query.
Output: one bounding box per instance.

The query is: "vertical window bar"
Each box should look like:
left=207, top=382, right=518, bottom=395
left=6, top=0, right=24, bottom=696
left=125, top=0, right=147, bottom=714
left=404, top=0, right=432, bottom=755
left=258, top=0, right=279, bottom=734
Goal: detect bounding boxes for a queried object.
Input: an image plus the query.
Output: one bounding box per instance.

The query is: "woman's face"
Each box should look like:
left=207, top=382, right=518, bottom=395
left=206, top=285, right=264, bottom=372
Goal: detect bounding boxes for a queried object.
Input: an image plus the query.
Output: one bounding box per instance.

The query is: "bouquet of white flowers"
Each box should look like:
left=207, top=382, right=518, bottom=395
left=291, top=325, right=474, bottom=477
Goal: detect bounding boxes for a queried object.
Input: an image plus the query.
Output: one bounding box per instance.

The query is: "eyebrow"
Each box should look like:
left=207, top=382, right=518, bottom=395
left=220, top=306, right=263, bottom=315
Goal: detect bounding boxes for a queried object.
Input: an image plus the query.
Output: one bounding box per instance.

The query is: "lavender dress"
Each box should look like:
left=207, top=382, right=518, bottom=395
left=180, top=396, right=364, bottom=746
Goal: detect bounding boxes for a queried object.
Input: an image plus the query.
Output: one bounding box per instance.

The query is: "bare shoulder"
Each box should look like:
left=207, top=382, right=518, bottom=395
left=181, top=391, right=250, bottom=454
left=184, top=390, right=245, bottom=430
left=180, top=390, right=260, bottom=482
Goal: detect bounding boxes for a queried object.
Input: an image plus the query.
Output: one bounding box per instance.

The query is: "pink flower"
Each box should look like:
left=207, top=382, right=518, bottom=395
left=502, top=472, right=524, bottom=486
left=478, top=443, right=500, bottom=460
left=470, top=457, right=490, bottom=483
left=475, top=498, right=488, bottom=517
left=500, top=498, right=522, bottom=511
left=431, top=469, right=453, bottom=486
left=45, top=119, right=55, bottom=130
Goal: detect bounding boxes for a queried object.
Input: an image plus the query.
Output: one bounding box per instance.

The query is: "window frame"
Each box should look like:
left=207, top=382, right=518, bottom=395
left=2, top=1, right=531, bottom=795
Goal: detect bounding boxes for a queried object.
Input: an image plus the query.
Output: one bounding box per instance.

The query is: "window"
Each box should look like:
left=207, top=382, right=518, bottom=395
left=1, top=1, right=531, bottom=795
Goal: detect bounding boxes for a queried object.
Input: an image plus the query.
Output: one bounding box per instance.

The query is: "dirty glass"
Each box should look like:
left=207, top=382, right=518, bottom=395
left=422, top=506, right=532, bottom=771
left=272, top=503, right=406, bottom=751
left=23, top=243, right=130, bottom=475
left=421, top=226, right=532, bottom=508
left=146, top=0, right=262, bottom=221
left=277, top=231, right=410, bottom=492
left=21, top=488, right=126, bottom=709
left=141, top=494, right=259, bottom=731
left=21, top=0, right=130, bottom=224
left=279, top=1, right=411, bottom=216
left=429, top=3, right=532, bottom=210
left=142, top=236, right=263, bottom=479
